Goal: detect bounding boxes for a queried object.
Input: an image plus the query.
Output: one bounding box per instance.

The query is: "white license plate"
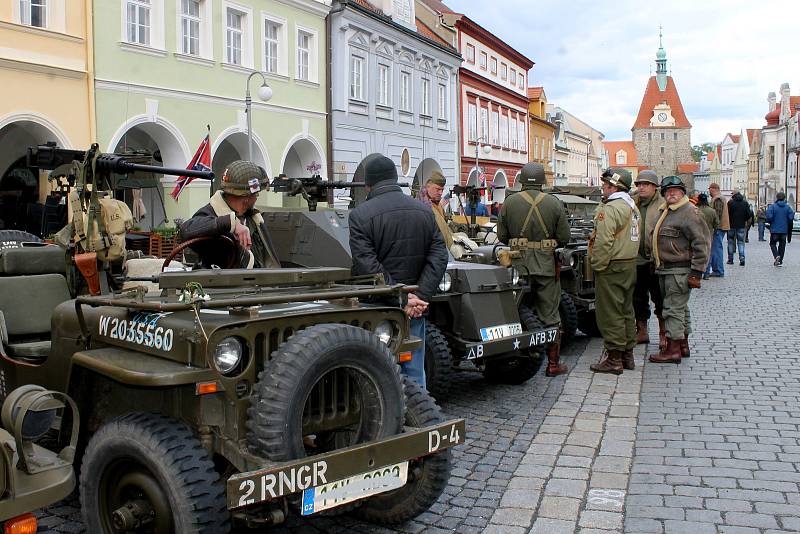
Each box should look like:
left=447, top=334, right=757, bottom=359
left=300, top=461, right=408, bottom=515
left=480, top=322, right=523, bottom=342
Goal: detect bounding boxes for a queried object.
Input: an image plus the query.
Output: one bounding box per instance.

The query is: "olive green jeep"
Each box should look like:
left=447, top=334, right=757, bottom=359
left=0, top=238, right=464, bottom=532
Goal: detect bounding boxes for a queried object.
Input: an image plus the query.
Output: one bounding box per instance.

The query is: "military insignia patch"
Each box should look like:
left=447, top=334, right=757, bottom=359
left=597, top=212, right=605, bottom=221
left=222, top=168, right=230, bottom=182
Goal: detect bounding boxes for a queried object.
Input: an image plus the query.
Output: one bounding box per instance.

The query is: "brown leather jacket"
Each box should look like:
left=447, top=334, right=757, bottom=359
left=653, top=198, right=711, bottom=274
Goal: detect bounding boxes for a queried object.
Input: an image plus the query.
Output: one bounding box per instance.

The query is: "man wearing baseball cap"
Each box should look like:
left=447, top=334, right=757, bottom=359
left=648, top=176, right=710, bottom=364
left=589, top=168, right=640, bottom=375
left=180, top=160, right=280, bottom=269
left=632, top=170, right=666, bottom=350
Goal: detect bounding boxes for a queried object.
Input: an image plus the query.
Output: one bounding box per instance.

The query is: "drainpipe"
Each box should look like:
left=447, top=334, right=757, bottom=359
left=85, top=0, right=96, bottom=144
left=326, top=1, right=346, bottom=185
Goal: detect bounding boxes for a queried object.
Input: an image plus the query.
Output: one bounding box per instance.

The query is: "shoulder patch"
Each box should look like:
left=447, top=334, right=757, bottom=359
left=597, top=212, right=605, bottom=221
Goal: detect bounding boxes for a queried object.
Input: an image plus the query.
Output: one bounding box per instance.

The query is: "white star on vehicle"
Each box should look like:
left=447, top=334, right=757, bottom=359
left=513, top=338, right=521, bottom=350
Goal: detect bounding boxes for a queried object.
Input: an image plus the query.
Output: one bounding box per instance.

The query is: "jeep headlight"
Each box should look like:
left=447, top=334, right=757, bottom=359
left=213, top=337, right=244, bottom=374
left=438, top=272, right=452, bottom=292
left=374, top=321, right=394, bottom=345
left=509, top=267, right=520, bottom=286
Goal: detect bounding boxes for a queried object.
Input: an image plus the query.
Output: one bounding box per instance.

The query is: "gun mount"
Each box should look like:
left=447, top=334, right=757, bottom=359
left=451, top=184, right=504, bottom=239
left=270, top=175, right=366, bottom=212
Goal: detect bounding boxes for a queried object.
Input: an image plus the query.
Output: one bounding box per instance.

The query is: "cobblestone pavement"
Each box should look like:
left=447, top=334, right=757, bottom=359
left=35, top=240, right=800, bottom=533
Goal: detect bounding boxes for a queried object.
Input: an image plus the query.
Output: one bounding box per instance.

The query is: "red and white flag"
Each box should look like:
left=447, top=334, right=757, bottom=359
left=171, top=133, right=211, bottom=200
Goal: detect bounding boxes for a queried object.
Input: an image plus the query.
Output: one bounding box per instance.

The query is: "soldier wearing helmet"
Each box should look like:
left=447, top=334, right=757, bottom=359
left=632, top=170, right=666, bottom=351
left=589, top=168, right=640, bottom=375
left=497, top=162, right=571, bottom=377
left=647, top=176, right=709, bottom=364
left=180, top=160, right=281, bottom=269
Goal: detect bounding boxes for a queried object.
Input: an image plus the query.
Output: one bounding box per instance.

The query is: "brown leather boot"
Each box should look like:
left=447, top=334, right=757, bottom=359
left=648, top=338, right=682, bottom=364
left=590, top=349, right=623, bottom=375
left=657, top=316, right=667, bottom=351
left=622, top=349, right=635, bottom=370
left=680, top=337, right=690, bottom=358
left=545, top=342, right=568, bottom=377
left=636, top=320, right=650, bottom=344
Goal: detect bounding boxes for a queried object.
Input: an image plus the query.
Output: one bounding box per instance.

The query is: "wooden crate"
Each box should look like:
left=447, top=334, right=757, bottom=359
left=148, top=232, right=182, bottom=261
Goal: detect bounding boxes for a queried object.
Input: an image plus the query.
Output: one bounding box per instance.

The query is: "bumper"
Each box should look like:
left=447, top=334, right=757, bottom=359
left=457, top=326, right=559, bottom=361
left=227, top=418, right=466, bottom=510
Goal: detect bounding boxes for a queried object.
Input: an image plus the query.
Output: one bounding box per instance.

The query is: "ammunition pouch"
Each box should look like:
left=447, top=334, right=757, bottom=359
left=508, top=238, right=559, bottom=251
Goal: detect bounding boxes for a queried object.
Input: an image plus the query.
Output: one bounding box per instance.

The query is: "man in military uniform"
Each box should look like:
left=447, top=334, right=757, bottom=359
left=417, top=171, right=454, bottom=252
left=180, top=160, right=281, bottom=269
left=632, top=170, right=666, bottom=349
left=589, top=169, right=640, bottom=375
left=497, top=162, right=571, bottom=376
left=648, top=176, right=709, bottom=364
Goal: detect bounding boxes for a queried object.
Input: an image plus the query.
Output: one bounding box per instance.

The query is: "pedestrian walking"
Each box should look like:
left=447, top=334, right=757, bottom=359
left=708, top=183, right=729, bottom=276
left=696, top=193, right=718, bottom=279
left=756, top=205, right=767, bottom=241
left=349, top=155, right=448, bottom=386
left=744, top=204, right=754, bottom=243
left=588, top=169, right=640, bottom=375
left=766, top=192, right=795, bottom=266
left=648, top=176, right=710, bottom=364
left=632, top=170, right=666, bottom=349
left=497, top=162, right=572, bottom=376
left=726, top=190, right=752, bottom=266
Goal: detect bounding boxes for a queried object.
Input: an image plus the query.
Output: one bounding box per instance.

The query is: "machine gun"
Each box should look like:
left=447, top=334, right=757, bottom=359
left=451, top=184, right=504, bottom=239
left=271, top=174, right=409, bottom=212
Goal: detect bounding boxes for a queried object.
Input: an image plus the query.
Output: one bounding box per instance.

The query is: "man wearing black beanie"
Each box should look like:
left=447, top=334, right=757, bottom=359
left=349, top=154, right=448, bottom=388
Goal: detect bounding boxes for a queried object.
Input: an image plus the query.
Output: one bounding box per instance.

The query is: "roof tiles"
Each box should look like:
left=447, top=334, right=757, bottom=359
left=603, top=141, right=638, bottom=166
left=633, top=76, right=692, bottom=129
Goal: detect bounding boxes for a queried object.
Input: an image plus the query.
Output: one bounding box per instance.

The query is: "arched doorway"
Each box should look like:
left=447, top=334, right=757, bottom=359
left=211, top=130, right=270, bottom=193
left=466, top=167, right=488, bottom=204
left=0, top=117, right=69, bottom=235
left=280, top=136, right=325, bottom=208
left=492, top=170, right=508, bottom=204
left=111, top=122, right=187, bottom=230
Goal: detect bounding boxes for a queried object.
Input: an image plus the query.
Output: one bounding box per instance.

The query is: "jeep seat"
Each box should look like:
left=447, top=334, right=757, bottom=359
left=0, top=274, right=71, bottom=361
left=0, top=245, right=65, bottom=275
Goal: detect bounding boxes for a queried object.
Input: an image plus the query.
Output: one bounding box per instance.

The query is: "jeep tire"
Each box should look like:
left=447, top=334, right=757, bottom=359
left=423, top=323, right=455, bottom=399
left=482, top=305, right=544, bottom=385
left=559, top=291, right=579, bottom=341
left=577, top=309, right=601, bottom=337
left=80, top=412, right=230, bottom=533
left=355, top=377, right=451, bottom=524
left=247, top=324, right=404, bottom=462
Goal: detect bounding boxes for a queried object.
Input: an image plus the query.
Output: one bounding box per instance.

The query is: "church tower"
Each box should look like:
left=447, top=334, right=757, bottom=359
left=632, top=30, right=692, bottom=178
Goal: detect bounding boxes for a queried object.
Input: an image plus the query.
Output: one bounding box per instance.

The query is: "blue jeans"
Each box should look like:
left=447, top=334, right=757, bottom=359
left=402, top=317, right=426, bottom=388
left=710, top=229, right=726, bottom=275
left=727, top=228, right=746, bottom=261
left=758, top=221, right=766, bottom=240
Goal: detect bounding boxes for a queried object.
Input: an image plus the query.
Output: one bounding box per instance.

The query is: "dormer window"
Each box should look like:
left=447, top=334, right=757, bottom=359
left=616, top=150, right=626, bottom=165
left=392, top=0, right=411, bottom=24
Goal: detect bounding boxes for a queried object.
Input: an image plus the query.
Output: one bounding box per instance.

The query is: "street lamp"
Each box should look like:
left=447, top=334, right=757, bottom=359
left=245, top=71, right=273, bottom=162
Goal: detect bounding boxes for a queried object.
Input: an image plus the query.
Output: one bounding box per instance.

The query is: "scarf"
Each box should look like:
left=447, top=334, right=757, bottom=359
left=652, top=195, right=690, bottom=268
left=608, top=191, right=636, bottom=211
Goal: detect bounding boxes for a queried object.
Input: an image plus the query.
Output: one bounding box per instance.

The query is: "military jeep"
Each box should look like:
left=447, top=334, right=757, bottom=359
left=0, top=239, right=464, bottom=531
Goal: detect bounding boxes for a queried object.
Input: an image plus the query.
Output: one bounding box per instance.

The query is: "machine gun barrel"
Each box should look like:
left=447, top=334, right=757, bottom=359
left=95, top=155, right=214, bottom=179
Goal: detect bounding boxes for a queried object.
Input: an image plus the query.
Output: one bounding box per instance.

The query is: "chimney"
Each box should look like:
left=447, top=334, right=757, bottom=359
left=768, top=92, right=776, bottom=112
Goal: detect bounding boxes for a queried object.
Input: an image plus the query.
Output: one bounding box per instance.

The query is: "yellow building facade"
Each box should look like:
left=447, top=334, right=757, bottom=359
left=0, top=0, right=93, bottom=230
left=527, top=87, right=555, bottom=186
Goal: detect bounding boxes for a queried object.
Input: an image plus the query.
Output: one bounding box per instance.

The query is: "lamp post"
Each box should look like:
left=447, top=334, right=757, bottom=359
left=474, top=135, right=492, bottom=190
left=245, top=71, right=273, bottom=162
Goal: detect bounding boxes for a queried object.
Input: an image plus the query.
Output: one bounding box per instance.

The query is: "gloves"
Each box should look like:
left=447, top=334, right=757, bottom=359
left=688, top=271, right=702, bottom=289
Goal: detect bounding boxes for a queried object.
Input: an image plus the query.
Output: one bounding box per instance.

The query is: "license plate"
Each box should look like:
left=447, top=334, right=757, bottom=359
left=300, top=461, right=409, bottom=515
left=480, top=322, right=523, bottom=341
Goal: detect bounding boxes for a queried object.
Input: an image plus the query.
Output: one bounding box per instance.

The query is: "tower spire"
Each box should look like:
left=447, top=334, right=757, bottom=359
left=655, top=26, right=668, bottom=91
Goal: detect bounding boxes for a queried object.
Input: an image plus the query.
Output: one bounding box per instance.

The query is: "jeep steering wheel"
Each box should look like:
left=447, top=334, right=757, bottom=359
left=161, top=235, right=240, bottom=271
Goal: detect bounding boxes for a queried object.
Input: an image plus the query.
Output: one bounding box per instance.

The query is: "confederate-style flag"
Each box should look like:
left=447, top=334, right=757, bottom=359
left=171, top=132, right=211, bottom=200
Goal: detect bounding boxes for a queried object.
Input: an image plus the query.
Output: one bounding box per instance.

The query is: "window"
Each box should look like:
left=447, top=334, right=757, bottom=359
left=225, top=7, right=244, bottom=64
left=438, top=84, right=447, bottom=121
left=519, top=120, right=526, bottom=150
left=491, top=111, right=499, bottom=145
left=264, top=19, right=281, bottom=73
left=660, top=132, right=665, bottom=140
left=616, top=150, right=626, bottom=164
left=510, top=68, right=516, bottom=84
left=500, top=113, right=508, bottom=148
left=534, top=137, right=539, bottom=159
left=126, top=0, right=151, bottom=45
left=421, top=78, right=431, bottom=116
left=673, top=132, right=678, bottom=140
left=660, top=146, right=665, bottom=155
left=468, top=104, right=478, bottom=142
left=296, top=30, right=311, bottom=81
left=481, top=108, right=489, bottom=139
left=500, top=63, right=507, bottom=80
left=490, top=57, right=497, bottom=74
left=350, top=55, right=364, bottom=100
left=518, top=73, right=524, bottom=89
left=180, top=0, right=200, bottom=55
left=768, top=145, right=775, bottom=169
left=20, top=0, right=46, bottom=27
left=511, top=118, right=518, bottom=150
left=466, top=44, right=475, bottom=63
left=479, top=51, right=487, bottom=70
left=392, top=0, right=411, bottom=23
left=399, top=71, right=411, bottom=112
left=378, top=64, right=391, bottom=106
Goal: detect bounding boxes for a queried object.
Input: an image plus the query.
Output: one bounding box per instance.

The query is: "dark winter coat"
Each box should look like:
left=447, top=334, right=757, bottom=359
left=727, top=193, right=753, bottom=230
left=766, top=200, right=795, bottom=234
left=349, top=181, right=448, bottom=301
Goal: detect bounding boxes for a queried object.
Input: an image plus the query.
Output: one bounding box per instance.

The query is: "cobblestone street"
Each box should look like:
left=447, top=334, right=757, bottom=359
left=36, top=240, right=800, bottom=533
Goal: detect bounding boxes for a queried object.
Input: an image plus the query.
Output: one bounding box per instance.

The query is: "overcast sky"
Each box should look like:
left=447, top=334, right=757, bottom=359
left=445, top=0, right=800, bottom=145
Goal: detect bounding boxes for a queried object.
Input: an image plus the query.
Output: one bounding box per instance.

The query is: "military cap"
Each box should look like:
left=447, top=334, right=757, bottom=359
left=659, top=175, right=686, bottom=195
left=601, top=168, right=632, bottom=190
left=518, top=162, right=546, bottom=186
left=634, top=169, right=659, bottom=186
left=427, top=171, right=446, bottom=187
left=220, top=160, right=269, bottom=196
